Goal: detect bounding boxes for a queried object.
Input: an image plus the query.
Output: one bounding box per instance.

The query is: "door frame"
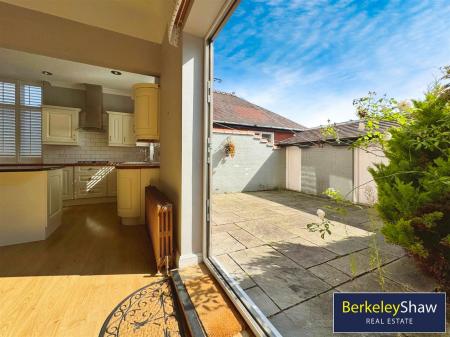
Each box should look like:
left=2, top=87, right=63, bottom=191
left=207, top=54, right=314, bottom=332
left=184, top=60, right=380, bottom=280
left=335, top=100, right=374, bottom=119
left=201, top=3, right=282, bottom=336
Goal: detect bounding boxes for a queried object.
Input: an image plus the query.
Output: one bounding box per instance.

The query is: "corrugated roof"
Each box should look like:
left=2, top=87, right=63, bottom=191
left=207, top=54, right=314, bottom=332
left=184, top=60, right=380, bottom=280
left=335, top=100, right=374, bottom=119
left=279, top=120, right=398, bottom=146
left=213, top=91, right=306, bottom=131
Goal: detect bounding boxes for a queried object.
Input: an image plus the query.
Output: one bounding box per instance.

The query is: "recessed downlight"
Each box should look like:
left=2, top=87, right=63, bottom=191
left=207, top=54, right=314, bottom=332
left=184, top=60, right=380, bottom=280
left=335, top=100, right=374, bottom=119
left=42, top=71, right=53, bottom=75
left=111, top=70, right=122, bottom=75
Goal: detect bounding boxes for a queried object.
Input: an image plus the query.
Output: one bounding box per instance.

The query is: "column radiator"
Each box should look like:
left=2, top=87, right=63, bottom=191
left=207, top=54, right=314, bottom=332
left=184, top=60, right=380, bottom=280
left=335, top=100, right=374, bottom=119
left=145, top=186, right=174, bottom=273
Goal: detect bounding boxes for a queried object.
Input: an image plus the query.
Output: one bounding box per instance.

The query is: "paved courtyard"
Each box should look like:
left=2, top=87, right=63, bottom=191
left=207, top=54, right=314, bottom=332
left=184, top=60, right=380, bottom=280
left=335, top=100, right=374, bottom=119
left=211, top=190, right=444, bottom=337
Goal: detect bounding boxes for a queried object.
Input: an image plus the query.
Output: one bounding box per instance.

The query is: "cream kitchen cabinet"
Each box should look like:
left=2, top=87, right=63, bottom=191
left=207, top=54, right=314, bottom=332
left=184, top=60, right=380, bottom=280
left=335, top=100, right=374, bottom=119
left=117, top=169, right=141, bottom=219
left=133, top=84, right=159, bottom=141
left=117, top=167, right=160, bottom=225
left=107, top=168, right=117, bottom=196
left=62, top=167, right=74, bottom=200
left=47, top=169, right=63, bottom=220
left=42, top=105, right=80, bottom=145
left=74, top=166, right=108, bottom=199
left=107, top=111, right=135, bottom=146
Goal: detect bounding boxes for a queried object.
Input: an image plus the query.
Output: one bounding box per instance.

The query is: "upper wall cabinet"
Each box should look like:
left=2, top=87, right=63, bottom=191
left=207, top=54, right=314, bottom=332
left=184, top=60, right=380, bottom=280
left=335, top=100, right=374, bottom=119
left=133, top=83, right=159, bottom=141
left=107, top=111, right=135, bottom=146
left=42, top=105, right=80, bottom=145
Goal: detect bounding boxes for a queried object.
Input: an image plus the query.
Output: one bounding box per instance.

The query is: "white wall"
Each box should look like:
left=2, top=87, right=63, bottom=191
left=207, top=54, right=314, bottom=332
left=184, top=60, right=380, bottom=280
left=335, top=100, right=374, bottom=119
left=180, top=33, right=204, bottom=266
left=159, top=33, right=183, bottom=262
left=300, top=144, right=354, bottom=200
left=353, top=146, right=388, bottom=205
left=158, top=32, right=205, bottom=268
left=212, top=131, right=286, bottom=193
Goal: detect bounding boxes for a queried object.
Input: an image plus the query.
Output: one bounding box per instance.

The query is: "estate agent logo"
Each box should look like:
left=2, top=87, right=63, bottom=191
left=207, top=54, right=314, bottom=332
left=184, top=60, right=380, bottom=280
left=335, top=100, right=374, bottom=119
left=333, top=292, right=446, bottom=333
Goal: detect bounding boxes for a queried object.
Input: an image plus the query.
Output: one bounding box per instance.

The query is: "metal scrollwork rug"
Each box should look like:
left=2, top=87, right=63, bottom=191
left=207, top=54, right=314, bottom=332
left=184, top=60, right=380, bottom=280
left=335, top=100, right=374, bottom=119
left=99, top=278, right=185, bottom=337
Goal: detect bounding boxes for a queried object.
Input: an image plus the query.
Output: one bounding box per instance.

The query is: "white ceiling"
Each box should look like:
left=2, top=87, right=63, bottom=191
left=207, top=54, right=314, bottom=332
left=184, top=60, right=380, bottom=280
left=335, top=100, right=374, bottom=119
left=0, top=0, right=170, bottom=44
left=184, top=0, right=230, bottom=37
left=0, top=48, right=157, bottom=95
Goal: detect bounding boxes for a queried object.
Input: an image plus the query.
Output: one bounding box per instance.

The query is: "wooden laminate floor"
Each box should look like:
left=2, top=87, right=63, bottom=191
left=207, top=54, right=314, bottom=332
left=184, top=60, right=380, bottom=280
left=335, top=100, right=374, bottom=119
left=0, top=203, right=159, bottom=337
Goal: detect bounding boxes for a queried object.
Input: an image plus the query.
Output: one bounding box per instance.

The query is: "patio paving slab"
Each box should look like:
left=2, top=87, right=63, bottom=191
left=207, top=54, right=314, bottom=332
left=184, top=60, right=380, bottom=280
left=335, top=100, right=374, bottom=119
left=236, top=220, right=296, bottom=243
left=230, top=246, right=331, bottom=309
left=294, top=228, right=369, bottom=255
left=270, top=236, right=337, bottom=268
left=214, top=254, right=256, bottom=289
left=270, top=290, right=399, bottom=337
left=327, top=249, right=398, bottom=277
left=308, top=263, right=352, bottom=287
left=228, top=229, right=265, bottom=248
left=337, top=271, right=407, bottom=292
left=212, top=211, right=244, bottom=225
left=211, top=232, right=245, bottom=256
left=383, top=256, right=439, bottom=292
left=245, top=286, right=280, bottom=317
left=211, top=223, right=241, bottom=234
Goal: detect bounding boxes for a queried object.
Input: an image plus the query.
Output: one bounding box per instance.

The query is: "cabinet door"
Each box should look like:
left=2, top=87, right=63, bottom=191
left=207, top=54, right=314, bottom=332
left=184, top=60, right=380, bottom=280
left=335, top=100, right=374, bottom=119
left=108, top=114, right=123, bottom=146
left=107, top=168, right=117, bottom=196
left=134, top=85, right=159, bottom=140
left=47, top=169, right=63, bottom=218
left=139, top=168, right=160, bottom=223
left=74, top=166, right=108, bottom=199
left=62, top=167, right=74, bottom=200
left=117, top=169, right=140, bottom=218
left=43, top=106, right=79, bottom=144
left=122, top=114, right=136, bottom=145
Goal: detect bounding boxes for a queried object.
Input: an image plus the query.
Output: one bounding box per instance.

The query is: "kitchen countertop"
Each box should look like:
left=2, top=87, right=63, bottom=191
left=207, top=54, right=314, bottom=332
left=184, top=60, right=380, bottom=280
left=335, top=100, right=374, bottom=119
left=0, top=162, right=160, bottom=169
left=115, top=163, right=160, bottom=169
left=0, top=165, right=64, bottom=172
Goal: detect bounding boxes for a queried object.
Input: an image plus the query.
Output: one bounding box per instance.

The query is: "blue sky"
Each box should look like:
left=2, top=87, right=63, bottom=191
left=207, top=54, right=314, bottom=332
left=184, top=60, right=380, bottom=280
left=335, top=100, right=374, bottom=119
left=214, top=0, right=450, bottom=127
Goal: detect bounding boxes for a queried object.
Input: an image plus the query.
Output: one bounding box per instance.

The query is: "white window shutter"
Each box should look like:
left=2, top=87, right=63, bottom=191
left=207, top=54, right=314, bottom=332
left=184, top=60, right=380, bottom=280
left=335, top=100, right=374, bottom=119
left=0, top=81, right=16, bottom=157
left=19, top=83, right=42, bottom=158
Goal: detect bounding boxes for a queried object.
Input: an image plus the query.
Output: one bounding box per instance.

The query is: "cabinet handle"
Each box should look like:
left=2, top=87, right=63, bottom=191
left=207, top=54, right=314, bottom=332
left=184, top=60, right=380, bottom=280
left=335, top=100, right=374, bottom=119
left=109, top=135, right=111, bottom=141
left=123, top=137, right=126, bottom=143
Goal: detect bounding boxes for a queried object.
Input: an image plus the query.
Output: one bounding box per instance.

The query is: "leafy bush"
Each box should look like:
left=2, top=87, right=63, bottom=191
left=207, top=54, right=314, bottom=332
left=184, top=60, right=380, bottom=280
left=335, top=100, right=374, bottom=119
left=370, top=78, right=450, bottom=288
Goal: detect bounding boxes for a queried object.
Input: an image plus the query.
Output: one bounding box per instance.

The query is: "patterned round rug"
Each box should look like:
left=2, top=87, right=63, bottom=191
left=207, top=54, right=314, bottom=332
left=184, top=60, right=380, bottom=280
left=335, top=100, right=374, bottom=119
left=99, top=278, right=185, bottom=337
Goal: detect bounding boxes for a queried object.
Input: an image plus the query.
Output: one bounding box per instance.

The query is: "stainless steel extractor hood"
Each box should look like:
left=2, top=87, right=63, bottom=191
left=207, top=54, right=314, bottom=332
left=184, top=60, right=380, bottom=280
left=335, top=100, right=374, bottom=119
left=80, top=84, right=103, bottom=130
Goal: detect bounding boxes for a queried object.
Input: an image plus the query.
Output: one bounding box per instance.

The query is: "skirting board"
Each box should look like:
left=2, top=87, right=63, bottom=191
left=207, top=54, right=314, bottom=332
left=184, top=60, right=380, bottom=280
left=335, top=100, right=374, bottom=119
left=63, top=197, right=116, bottom=207
left=176, top=252, right=203, bottom=269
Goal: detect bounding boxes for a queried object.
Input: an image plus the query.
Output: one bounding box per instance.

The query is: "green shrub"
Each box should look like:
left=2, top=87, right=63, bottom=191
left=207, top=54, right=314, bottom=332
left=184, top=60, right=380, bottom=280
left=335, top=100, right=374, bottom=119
left=370, top=83, right=450, bottom=288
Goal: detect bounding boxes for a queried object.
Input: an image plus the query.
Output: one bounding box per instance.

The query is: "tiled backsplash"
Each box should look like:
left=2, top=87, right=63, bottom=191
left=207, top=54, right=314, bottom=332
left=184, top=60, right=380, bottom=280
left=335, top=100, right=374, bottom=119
left=43, top=130, right=145, bottom=163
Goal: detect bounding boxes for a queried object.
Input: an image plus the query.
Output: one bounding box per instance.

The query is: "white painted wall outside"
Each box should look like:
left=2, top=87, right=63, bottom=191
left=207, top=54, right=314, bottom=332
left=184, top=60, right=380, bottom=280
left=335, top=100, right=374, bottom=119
left=300, top=145, right=353, bottom=200
left=353, top=146, right=388, bottom=205
left=286, top=144, right=387, bottom=205
left=212, top=131, right=286, bottom=193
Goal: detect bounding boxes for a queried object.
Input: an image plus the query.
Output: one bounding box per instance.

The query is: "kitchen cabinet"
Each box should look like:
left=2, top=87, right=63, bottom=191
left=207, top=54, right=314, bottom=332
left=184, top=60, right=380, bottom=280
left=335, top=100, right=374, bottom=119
left=107, top=111, right=135, bottom=146
left=117, top=167, right=160, bottom=224
left=107, top=168, right=117, bottom=196
left=62, top=167, right=74, bottom=200
left=42, top=105, right=80, bottom=145
left=47, top=169, right=63, bottom=219
left=117, top=169, right=141, bottom=218
left=133, top=84, right=159, bottom=141
left=74, top=166, right=108, bottom=199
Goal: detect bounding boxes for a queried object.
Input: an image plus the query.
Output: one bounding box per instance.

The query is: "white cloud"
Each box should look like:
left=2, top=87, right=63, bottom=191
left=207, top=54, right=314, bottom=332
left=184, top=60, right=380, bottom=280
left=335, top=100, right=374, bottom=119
left=214, top=0, right=450, bottom=127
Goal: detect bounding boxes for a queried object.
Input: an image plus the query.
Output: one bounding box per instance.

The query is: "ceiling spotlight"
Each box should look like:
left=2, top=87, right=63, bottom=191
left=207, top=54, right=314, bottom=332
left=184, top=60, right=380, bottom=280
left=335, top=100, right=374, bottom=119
left=111, top=70, right=122, bottom=75
left=42, top=71, right=53, bottom=75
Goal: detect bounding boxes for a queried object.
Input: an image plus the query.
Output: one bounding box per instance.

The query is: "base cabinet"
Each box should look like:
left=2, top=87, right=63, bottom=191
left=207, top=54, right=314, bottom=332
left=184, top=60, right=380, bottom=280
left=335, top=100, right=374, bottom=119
left=61, top=166, right=116, bottom=204
left=62, top=167, right=74, bottom=200
left=117, top=168, right=160, bottom=224
left=117, top=169, right=140, bottom=218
